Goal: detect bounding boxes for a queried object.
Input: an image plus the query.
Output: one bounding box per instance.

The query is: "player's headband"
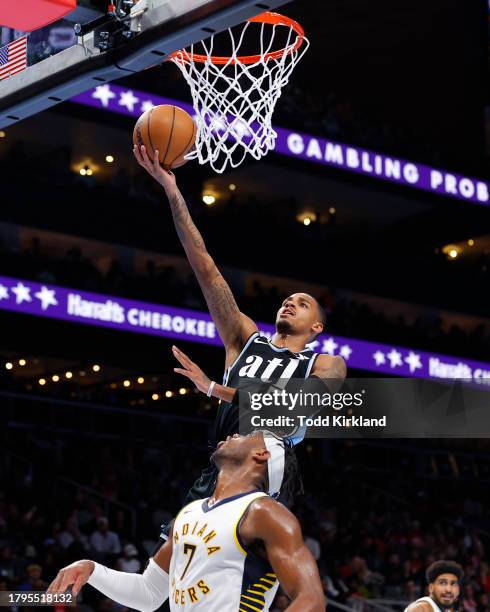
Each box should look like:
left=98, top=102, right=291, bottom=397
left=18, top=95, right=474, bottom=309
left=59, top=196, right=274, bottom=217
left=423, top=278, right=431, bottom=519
left=263, top=432, right=286, bottom=497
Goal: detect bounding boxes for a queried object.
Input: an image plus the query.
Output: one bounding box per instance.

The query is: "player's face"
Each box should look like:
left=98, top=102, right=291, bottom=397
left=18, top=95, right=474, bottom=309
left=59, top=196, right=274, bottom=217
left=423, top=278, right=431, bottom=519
left=429, top=574, right=460, bottom=608
left=211, top=432, right=266, bottom=466
left=276, top=293, right=323, bottom=338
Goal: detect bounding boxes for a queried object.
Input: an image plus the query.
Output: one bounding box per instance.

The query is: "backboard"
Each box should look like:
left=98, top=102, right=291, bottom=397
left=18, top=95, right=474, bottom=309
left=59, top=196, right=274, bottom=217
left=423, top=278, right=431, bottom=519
left=0, top=0, right=291, bottom=129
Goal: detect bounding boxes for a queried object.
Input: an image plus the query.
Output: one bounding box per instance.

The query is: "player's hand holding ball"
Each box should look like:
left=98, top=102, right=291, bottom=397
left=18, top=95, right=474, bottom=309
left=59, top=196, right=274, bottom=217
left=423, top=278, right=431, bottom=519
left=47, top=559, right=95, bottom=596
left=133, top=144, right=177, bottom=193
left=133, top=104, right=196, bottom=193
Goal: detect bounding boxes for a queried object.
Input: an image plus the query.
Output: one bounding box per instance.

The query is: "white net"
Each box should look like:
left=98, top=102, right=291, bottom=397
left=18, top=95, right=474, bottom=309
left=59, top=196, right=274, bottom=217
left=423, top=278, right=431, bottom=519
left=170, top=13, right=309, bottom=174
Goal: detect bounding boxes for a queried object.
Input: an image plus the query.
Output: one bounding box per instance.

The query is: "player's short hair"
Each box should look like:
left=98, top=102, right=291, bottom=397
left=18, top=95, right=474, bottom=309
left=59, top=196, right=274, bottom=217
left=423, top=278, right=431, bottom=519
left=310, top=297, right=326, bottom=339
left=312, top=297, right=327, bottom=327
left=426, top=561, right=463, bottom=584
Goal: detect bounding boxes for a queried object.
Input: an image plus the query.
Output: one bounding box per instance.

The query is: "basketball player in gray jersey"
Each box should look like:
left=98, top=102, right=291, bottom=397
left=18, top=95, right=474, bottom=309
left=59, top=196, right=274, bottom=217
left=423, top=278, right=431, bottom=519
left=405, top=561, right=463, bottom=612
left=133, top=145, right=346, bottom=502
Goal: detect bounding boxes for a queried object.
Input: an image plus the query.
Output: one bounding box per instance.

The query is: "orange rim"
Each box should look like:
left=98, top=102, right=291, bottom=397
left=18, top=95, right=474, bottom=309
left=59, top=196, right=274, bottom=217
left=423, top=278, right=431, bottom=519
left=168, top=12, right=305, bottom=65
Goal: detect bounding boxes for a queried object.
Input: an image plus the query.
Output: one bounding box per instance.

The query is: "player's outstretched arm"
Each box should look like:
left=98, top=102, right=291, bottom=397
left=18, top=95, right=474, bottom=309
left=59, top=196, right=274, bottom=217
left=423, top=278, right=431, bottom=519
left=133, top=145, right=257, bottom=361
left=47, top=537, right=173, bottom=612
left=244, top=498, right=325, bottom=611
left=172, top=345, right=236, bottom=402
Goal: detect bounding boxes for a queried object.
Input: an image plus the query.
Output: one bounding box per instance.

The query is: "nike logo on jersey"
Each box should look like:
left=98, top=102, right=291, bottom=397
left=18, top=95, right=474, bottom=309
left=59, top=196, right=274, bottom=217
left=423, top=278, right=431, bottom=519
left=253, top=338, right=270, bottom=345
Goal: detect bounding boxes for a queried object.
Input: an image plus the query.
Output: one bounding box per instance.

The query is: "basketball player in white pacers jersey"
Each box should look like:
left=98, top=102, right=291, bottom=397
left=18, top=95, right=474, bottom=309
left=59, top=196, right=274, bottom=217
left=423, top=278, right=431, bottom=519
left=133, top=145, right=346, bottom=504
left=48, top=431, right=325, bottom=611
left=404, top=561, right=463, bottom=612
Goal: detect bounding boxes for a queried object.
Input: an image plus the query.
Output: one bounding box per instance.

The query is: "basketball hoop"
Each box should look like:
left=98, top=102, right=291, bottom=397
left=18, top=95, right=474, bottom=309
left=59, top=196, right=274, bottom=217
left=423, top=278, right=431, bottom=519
left=168, top=12, right=309, bottom=174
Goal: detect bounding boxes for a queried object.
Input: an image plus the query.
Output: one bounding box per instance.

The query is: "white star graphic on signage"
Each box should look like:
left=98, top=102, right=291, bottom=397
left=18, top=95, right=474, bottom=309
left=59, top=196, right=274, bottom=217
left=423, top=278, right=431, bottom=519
left=387, top=349, right=403, bottom=368
left=339, top=345, right=352, bottom=360
left=405, top=351, right=422, bottom=373
left=373, top=350, right=386, bottom=366
left=119, top=90, right=140, bottom=113
left=11, top=282, right=32, bottom=304
left=34, top=286, right=58, bottom=311
left=0, top=284, right=9, bottom=300
left=140, top=100, right=155, bottom=113
left=321, top=337, right=338, bottom=355
left=92, top=84, right=116, bottom=108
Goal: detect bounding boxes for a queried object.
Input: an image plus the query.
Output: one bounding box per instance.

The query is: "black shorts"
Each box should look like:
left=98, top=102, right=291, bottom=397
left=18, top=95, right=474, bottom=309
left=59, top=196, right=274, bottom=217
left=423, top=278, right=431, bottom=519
left=157, top=464, right=218, bottom=544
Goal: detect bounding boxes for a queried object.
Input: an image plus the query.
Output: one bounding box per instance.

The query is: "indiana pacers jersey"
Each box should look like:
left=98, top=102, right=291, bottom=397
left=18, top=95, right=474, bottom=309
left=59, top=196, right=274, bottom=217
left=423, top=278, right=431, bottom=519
left=214, top=332, right=318, bottom=445
left=404, top=598, right=442, bottom=612
left=169, top=491, right=279, bottom=611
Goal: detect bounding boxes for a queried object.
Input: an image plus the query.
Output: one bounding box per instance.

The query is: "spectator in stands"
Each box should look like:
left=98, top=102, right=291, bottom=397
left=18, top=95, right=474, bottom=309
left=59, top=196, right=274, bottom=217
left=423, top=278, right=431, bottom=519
left=89, top=518, right=121, bottom=562
left=116, top=544, right=141, bottom=573
left=18, top=564, right=47, bottom=591
left=478, top=592, right=490, bottom=612
left=58, top=518, right=89, bottom=550
left=0, top=547, right=16, bottom=583
left=465, top=585, right=478, bottom=612
left=305, top=531, right=322, bottom=562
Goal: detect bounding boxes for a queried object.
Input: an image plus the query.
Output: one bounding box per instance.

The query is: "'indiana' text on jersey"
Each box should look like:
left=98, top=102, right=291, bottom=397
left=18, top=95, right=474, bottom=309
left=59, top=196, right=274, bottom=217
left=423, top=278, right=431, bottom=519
left=169, top=491, right=278, bottom=611
left=214, top=332, right=318, bottom=443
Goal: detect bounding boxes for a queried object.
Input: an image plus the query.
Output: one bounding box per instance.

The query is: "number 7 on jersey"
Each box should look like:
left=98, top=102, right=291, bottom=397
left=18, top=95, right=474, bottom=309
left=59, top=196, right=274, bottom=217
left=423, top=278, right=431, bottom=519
left=180, top=543, right=197, bottom=580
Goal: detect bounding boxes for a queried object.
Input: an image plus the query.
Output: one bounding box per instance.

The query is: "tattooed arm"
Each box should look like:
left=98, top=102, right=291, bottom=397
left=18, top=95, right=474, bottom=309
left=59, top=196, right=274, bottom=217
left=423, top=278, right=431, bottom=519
left=312, top=354, right=347, bottom=380
left=133, top=145, right=257, bottom=362
left=310, top=354, right=346, bottom=393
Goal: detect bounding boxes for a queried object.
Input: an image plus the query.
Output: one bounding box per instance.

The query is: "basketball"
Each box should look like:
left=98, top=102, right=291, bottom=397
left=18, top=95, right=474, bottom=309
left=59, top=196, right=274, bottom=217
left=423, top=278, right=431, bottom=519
left=133, top=104, right=197, bottom=170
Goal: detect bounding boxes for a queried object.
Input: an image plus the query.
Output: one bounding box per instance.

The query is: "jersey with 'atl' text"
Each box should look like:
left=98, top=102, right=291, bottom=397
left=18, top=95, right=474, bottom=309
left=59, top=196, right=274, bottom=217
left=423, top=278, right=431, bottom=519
left=214, top=332, right=318, bottom=444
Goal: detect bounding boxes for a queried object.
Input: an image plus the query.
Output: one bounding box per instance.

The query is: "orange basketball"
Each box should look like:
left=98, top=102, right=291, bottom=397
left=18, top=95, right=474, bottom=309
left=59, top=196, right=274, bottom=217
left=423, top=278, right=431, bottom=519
left=133, top=104, right=197, bottom=170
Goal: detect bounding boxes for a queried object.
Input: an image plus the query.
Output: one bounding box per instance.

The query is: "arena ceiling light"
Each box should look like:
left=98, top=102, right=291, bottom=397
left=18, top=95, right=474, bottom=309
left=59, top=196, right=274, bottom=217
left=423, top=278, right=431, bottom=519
left=442, top=244, right=462, bottom=260
left=202, top=194, right=216, bottom=205
left=296, top=211, right=317, bottom=226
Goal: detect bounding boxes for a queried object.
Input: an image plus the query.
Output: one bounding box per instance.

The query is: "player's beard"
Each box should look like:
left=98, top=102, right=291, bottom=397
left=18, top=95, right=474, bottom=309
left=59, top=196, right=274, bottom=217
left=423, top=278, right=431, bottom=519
left=433, top=596, right=458, bottom=611
left=276, top=319, right=293, bottom=335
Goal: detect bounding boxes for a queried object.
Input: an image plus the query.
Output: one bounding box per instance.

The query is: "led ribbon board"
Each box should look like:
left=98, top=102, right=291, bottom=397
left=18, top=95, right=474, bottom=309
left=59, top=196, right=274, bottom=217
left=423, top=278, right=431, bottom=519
left=0, top=275, right=489, bottom=383
left=72, top=84, right=490, bottom=207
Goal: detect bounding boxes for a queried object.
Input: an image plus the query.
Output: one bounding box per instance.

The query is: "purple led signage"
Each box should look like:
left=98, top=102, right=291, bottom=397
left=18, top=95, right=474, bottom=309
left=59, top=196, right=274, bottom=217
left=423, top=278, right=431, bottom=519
left=71, top=84, right=490, bottom=206
left=1, top=275, right=489, bottom=384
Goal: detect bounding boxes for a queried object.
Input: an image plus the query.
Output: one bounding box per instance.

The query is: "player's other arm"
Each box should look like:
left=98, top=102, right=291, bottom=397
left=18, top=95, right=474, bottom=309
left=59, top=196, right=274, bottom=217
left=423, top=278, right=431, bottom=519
left=310, top=354, right=346, bottom=393
left=245, top=499, right=325, bottom=611
left=133, top=146, right=257, bottom=358
left=312, top=354, right=346, bottom=381
left=47, top=535, right=173, bottom=612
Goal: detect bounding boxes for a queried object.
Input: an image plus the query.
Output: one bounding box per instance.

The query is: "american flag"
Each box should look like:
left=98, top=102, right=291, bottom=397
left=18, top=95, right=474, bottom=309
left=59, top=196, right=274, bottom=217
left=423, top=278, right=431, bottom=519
left=0, top=36, right=28, bottom=81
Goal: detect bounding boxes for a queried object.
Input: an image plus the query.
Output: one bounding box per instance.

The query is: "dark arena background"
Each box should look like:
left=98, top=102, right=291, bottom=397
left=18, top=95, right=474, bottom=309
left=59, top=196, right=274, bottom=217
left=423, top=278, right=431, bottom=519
left=1, top=0, right=490, bottom=611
